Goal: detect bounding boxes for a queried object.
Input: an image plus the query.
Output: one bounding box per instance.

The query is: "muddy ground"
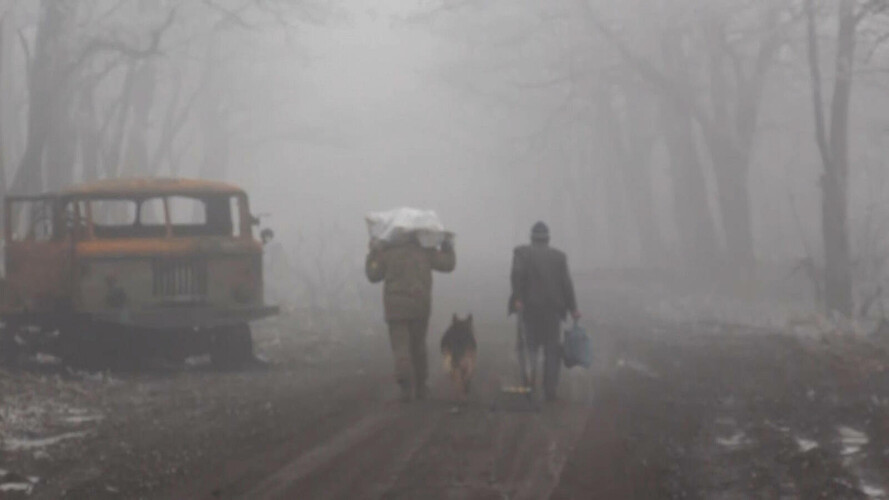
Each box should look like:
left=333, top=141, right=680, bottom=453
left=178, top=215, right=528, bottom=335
left=2, top=287, right=889, bottom=499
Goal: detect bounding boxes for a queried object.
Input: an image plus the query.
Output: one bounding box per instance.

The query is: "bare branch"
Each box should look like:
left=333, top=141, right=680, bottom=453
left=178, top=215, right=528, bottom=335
left=16, top=28, right=30, bottom=86
left=201, top=0, right=257, bottom=31
left=805, top=0, right=832, bottom=169
left=65, top=7, right=177, bottom=77
left=577, top=1, right=714, bottom=132
left=95, top=0, right=129, bottom=23
left=856, top=0, right=889, bottom=25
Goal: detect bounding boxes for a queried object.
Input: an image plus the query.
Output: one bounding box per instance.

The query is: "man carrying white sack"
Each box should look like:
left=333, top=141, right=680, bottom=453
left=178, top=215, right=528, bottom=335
left=365, top=208, right=456, bottom=402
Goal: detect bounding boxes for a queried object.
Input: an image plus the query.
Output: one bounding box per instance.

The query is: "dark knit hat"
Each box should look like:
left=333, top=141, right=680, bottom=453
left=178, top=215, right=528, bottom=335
left=531, top=221, right=549, bottom=242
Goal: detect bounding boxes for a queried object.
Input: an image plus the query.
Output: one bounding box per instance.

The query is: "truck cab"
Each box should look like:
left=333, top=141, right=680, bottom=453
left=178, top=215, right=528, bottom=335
left=1, top=178, right=278, bottom=367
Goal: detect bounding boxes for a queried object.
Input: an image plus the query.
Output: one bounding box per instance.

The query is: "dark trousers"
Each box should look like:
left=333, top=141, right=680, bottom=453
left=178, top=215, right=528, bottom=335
left=387, top=318, right=429, bottom=390
left=519, top=311, right=562, bottom=399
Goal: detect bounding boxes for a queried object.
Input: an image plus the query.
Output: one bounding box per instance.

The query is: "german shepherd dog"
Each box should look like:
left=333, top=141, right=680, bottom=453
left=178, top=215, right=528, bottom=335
left=440, top=314, right=477, bottom=398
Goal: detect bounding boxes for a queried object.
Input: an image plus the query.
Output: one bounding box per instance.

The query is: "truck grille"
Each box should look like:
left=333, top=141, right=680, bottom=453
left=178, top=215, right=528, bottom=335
left=152, top=259, right=208, bottom=299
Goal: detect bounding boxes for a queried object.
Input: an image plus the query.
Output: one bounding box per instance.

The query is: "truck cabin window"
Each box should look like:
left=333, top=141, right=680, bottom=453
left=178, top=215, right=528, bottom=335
left=86, top=196, right=238, bottom=239
left=9, top=199, right=56, bottom=242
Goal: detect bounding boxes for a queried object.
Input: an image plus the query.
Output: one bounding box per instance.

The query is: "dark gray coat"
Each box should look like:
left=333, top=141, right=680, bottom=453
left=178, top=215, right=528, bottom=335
left=509, top=243, right=577, bottom=319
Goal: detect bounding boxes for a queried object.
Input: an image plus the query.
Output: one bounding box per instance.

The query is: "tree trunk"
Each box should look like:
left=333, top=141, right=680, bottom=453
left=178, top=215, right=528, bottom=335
left=79, top=88, right=101, bottom=182
left=658, top=30, right=721, bottom=267
left=822, top=170, right=852, bottom=316
left=0, top=17, right=7, bottom=214
left=822, top=0, right=855, bottom=317
left=44, top=87, right=76, bottom=191
left=707, top=135, right=755, bottom=267
left=618, top=91, right=663, bottom=264
left=805, top=0, right=855, bottom=316
left=659, top=100, right=720, bottom=268
left=590, top=86, right=632, bottom=264
left=10, top=2, right=68, bottom=195
left=703, top=40, right=756, bottom=268
left=594, top=85, right=662, bottom=265
left=122, top=63, right=156, bottom=177
left=103, top=64, right=138, bottom=179
left=198, top=93, right=230, bottom=181
left=149, top=69, right=183, bottom=175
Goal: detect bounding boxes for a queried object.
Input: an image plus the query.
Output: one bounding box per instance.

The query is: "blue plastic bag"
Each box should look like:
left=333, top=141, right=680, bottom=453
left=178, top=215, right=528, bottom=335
left=563, top=321, right=592, bottom=369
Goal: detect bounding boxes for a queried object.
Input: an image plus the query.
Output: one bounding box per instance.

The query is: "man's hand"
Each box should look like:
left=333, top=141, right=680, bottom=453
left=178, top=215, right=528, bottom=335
left=514, top=299, right=524, bottom=312
left=571, top=310, right=581, bottom=321
left=440, top=238, right=454, bottom=253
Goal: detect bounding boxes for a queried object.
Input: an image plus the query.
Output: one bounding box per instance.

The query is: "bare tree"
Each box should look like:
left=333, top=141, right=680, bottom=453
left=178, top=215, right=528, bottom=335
left=805, top=0, right=861, bottom=316
left=584, top=0, right=793, bottom=268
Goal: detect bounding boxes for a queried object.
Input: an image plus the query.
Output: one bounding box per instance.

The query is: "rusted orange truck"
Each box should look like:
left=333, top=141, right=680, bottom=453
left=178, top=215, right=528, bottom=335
left=0, top=178, right=278, bottom=368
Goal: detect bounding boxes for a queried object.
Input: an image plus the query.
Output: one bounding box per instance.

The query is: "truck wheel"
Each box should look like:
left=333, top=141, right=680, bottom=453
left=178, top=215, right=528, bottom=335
left=58, top=323, right=101, bottom=370
left=210, top=324, right=254, bottom=369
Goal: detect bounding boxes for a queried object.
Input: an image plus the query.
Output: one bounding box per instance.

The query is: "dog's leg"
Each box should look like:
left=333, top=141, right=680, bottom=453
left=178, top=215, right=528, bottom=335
left=453, top=369, right=464, bottom=401
left=460, top=355, right=474, bottom=399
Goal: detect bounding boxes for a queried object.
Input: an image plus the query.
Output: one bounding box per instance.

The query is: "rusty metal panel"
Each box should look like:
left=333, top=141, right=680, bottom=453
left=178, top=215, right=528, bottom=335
left=60, top=178, right=243, bottom=199
left=3, top=241, right=70, bottom=314
left=152, top=258, right=208, bottom=299
left=2, top=196, right=71, bottom=315
left=1, top=178, right=274, bottom=329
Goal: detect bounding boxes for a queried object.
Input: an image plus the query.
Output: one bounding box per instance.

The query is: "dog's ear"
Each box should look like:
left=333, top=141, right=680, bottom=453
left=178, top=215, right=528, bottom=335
left=467, top=314, right=473, bottom=326
left=452, top=313, right=458, bottom=324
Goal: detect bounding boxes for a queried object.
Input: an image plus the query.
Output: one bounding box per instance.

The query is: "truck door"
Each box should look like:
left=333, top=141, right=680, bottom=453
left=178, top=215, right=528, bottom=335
left=3, top=197, right=71, bottom=314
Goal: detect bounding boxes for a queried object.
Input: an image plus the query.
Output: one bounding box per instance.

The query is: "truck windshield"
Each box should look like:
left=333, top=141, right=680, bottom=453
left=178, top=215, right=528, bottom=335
left=74, top=195, right=242, bottom=239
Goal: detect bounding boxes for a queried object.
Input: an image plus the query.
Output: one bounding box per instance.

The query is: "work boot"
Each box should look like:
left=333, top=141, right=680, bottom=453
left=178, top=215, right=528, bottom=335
left=415, top=384, right=428, bottom=400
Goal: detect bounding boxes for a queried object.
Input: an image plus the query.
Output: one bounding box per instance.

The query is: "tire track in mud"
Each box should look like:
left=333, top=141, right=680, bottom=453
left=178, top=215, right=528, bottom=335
left=151, top=371, right=396, bottom=500
left=230, top=332, right=591, bottom=500
left=245, top=406, right=443, bottom=500
left=376, top=334, right=591, bottom=500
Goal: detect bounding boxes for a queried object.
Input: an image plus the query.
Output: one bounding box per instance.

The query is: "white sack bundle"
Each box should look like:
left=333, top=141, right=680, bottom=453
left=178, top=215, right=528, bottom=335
left=365, top=207, right=453, bottom=248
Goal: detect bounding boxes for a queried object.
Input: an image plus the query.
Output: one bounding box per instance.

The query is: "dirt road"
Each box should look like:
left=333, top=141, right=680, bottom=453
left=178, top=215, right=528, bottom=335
left=3, top=312, right=889, bottom=499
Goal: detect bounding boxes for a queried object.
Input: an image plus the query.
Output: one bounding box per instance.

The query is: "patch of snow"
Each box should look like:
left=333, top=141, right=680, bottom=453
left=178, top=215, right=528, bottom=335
left=0, top=482, right=34, bottom=493
left=185, top=355, right=210, bottom=367
left=861, top=483, right=886, bottom=499
left=796, top=437, right=819, bottom=452
left=33, top=352, right=61, bottom=365
left=764, top=420, right=790, bottom=433
left=862, top=483, right=886, bottom=497
left=61, top=414, right=103, bottom=425
left=716, top=432, right=747, bottom=448
left=4, top=431, right=88, bottom=451
left=0, top=472, right=39, bottom=495
left=615, top=358, right=659, bottom=378
left=838, top=426, right=869, bottom=456
left=81, top=371, right=117, bottom=384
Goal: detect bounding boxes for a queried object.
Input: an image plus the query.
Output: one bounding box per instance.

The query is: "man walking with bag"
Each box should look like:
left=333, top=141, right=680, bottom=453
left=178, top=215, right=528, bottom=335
left=366, top=233, right=456, bottom=402
left=509, top=222, right=580, bottom=402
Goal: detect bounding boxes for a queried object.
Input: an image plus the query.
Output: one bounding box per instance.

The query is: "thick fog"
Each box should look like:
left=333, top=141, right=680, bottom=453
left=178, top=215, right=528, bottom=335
left=3, top=0, right=889, bottom=322
left=10, top=4, right=889, bottom=498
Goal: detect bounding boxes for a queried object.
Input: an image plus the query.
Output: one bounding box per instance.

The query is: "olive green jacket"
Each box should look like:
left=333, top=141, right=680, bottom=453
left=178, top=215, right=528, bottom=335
left=365, top=242, right=455, bottom=321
